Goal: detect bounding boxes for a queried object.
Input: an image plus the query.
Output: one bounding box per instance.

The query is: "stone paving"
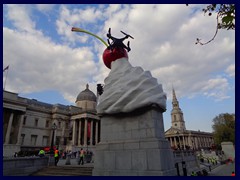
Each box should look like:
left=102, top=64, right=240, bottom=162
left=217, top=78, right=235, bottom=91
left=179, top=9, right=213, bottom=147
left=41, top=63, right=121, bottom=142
left=208, top=162, right=235, bottom=176
left=57, top=158, right=94, bottom=167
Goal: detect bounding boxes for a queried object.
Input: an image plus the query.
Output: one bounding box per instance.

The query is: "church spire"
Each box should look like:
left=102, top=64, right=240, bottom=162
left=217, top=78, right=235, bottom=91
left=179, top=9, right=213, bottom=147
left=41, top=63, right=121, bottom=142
left=172, top=88, right=179, bottom=109
left=171, top=87, right=186, bottom=131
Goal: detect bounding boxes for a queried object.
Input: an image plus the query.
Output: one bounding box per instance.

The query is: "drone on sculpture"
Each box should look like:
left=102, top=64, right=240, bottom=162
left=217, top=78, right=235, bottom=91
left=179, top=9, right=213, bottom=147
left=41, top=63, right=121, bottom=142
left=106, top=28, right=134, bottom=52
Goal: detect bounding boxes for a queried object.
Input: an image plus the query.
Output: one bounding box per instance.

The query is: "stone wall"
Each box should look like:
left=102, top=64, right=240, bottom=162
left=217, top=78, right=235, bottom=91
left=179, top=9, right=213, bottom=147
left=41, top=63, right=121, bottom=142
left=93, top=108, right=177, bottom=176
left=3, top=156, right=49, bottom=176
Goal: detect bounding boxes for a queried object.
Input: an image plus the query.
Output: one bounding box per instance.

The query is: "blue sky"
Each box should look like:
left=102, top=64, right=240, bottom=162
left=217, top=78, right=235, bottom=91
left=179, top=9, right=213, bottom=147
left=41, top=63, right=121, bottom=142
left=3, top=4, right=235, bottom=132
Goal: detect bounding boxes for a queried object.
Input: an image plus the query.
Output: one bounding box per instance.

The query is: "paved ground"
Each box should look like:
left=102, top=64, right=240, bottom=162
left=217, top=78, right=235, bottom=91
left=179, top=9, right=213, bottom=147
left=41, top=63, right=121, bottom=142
left=208, top=162, right=235, bottom=176
left=57, top=158, right=235, bottom=176
left=57, top=158, right=94, bottom=167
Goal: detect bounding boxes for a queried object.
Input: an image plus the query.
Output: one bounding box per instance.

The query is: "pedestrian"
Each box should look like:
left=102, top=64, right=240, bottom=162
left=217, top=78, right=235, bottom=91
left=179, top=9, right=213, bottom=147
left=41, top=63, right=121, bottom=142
left=231, top=171, right=235, bottom=176
left=78, top=148, right=85, bottom=165
left=54, top=148, right=60, bottom=166
left=38, top=149, right=45, bottom=157
left=13, top=152, right=18, bottom=157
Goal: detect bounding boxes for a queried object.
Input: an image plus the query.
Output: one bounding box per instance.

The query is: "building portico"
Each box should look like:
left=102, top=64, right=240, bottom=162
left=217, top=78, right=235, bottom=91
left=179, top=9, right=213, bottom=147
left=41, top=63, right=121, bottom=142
left=165, top=88, right=214, bottom=151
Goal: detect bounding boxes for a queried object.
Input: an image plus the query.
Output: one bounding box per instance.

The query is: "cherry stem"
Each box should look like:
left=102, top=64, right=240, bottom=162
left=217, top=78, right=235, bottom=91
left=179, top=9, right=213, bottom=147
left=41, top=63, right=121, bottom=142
left=72, top=27, right=108, bottom=47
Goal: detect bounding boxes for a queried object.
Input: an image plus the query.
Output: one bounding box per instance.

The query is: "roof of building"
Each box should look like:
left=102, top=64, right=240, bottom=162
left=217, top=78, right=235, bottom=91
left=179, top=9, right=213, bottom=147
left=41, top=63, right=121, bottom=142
left=76, top=84, right=97, bottom=102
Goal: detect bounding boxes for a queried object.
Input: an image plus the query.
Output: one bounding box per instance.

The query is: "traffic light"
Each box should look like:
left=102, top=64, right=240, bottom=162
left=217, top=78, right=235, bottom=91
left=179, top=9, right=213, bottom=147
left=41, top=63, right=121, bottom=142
left=97, top=84, right=104, bottom=95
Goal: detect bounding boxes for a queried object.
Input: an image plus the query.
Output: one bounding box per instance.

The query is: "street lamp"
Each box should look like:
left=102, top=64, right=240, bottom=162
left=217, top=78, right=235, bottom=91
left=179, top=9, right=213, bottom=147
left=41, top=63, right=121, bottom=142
left=49, top=123, right=57, bottom=166
left=51, top=123, right=57, bottom=154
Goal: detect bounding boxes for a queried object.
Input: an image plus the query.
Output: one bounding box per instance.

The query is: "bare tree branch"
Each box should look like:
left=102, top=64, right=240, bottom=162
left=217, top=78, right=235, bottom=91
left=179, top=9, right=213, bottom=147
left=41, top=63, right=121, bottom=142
left=195, top=14, right=219, bottom=45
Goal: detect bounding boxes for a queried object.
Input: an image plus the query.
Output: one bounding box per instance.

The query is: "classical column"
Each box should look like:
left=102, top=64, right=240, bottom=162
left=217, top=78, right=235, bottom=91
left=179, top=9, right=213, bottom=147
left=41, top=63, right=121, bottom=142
left=203, top=137, right=206, bottom=147
left=187, top=136, right=191, bottom=148
left=199, top=137, right=202, bottom=148
left=5, top=112, right=14, bottom=144
left=95, top=121, right=98, bottom=144
left=78, top=119, right=82, bottom=146
left=17, top=114, right=24, bottom=145
left=178, top=136, right=181, bottom=148
left=170, top=137, right=173, bottom=147
left=193, top=137, right=196, bottom=149
left=174, top=136, right=177, bottom=147
left=72, top=120, right=76, bottom=146
left=195, top=137, right=198, bottom=149
left=90, top=120, right=93, bottom=145
left=182, top=136, right=186, bottom=149
left=60, top=121, right=65, bottom=146
left=84, top=118, right=88, bottom=146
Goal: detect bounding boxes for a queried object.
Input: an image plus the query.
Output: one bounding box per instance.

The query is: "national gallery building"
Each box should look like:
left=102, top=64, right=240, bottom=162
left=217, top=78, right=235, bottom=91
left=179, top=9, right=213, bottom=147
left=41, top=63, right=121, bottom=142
left=3, top=84, right=100, bottom=157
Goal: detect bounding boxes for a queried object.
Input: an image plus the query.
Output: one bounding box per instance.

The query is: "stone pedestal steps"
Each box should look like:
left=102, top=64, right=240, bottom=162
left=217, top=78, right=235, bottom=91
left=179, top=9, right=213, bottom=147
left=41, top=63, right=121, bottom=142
left=30, top=166, right=93, bottom=176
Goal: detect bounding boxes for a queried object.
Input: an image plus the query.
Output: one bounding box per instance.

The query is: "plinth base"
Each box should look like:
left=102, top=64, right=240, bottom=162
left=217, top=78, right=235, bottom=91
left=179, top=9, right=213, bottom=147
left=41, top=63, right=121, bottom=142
left=93, top=107, right=177, bottom=176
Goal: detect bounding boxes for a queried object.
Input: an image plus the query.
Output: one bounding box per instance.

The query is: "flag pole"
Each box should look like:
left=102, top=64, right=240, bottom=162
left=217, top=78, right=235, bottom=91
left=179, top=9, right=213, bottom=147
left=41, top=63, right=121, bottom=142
left=4, top=67, right=9, bottom=90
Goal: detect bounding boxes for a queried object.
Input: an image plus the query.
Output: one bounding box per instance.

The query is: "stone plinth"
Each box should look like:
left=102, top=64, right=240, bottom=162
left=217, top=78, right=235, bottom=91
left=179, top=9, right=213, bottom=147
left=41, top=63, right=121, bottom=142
left=93, top=106, right=176, bottom=176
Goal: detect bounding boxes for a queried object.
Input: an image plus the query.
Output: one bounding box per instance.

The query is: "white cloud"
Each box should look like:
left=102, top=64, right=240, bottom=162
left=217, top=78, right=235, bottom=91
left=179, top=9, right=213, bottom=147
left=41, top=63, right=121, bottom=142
left=36, top=4, right=56, bottom=13
left=56, top=5, right=105, bottom=45
left=225, top=64, right=235, bottom=77
left=5, top=4, right=35, bottom=33
left=3, top=4, right=235, bottom=104
left=201, top=77, right=230, bottom=100
left=3, top=27, right=97, bottom=102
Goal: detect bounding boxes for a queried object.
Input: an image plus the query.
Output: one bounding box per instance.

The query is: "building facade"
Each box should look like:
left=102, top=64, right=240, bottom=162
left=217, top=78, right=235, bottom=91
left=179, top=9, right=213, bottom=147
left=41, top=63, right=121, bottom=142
left=3, top=85, right=214, bottom=157
left=3, top=84, right=100, bottom=157
left=165, top=89, right=214, bottom=150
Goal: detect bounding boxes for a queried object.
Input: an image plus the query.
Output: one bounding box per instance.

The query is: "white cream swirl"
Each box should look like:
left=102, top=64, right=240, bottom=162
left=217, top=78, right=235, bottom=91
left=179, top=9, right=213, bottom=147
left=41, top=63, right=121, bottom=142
left=97, top=57, right=166, bottom=115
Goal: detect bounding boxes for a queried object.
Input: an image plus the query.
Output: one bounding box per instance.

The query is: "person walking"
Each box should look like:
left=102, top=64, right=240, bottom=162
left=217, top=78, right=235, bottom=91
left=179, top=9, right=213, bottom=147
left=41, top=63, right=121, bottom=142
left=78, top=148, right=85, bottom=165
left=38, top=149, right=45, bottom=157
left=54, top=148, right=60, bottom=166
left=231, top=171, right=235, bottom=176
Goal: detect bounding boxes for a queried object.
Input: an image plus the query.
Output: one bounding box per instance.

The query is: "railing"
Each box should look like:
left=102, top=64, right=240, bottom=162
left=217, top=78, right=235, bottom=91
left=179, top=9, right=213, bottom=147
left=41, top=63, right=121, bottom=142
left=173, top=150, right=195, bottom=162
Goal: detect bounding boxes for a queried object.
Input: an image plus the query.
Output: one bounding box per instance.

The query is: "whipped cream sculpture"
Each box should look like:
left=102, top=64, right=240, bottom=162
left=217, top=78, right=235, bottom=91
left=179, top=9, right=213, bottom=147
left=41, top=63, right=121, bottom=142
left=72, top=27, right=166, bottom=115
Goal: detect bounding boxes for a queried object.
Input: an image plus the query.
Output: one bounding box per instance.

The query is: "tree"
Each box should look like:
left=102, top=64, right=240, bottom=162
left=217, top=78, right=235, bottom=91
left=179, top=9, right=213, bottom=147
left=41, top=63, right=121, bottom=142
left=187, top=4, right=235, bottom=45
left=212, top=113, right=235, bottom=146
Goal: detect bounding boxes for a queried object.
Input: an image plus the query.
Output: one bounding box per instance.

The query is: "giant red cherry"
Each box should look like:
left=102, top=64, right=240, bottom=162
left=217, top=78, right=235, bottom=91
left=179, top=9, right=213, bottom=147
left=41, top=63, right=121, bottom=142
left=102, top=47, right=128, bottom=69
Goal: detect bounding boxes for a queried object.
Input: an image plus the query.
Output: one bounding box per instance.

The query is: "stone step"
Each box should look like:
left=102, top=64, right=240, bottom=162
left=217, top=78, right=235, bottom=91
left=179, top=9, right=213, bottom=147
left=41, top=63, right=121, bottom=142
left=30, top=166, right=93, bottom=176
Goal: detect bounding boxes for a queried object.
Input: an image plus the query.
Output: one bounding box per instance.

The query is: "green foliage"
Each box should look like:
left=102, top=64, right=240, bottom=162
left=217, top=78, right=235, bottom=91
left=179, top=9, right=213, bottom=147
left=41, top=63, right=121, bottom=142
left=202, top=4, right=235, bottom=30
left=187, top=4, right=235, bottom=45
left=212, top=113, right=235, bottom=145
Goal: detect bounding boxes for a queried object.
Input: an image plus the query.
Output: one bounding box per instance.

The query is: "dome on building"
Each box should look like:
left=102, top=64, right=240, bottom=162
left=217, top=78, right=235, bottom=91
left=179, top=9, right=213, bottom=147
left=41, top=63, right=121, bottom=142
left=76, top=84, right=97, bottom=102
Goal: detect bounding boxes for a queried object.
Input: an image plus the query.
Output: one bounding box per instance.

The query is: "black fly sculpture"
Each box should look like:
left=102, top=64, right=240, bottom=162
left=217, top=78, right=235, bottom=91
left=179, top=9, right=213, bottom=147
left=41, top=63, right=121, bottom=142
left=106, top=28, right=134, bottom=52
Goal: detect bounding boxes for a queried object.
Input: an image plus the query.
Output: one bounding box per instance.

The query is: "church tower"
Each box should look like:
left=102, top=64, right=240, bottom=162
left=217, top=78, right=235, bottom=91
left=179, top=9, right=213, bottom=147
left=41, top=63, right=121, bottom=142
left=171, top=88, right=186, bottom=131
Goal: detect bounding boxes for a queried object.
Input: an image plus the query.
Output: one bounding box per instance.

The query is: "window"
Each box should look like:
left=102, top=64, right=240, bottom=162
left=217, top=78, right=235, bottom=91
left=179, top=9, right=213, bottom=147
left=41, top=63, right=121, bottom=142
left=21, top=134, right=25, bottom=145
left=45, top=120, right=49, bottom=128
left=175, top=123, right=177, bottom=126
left=174, top=115, right=176, bottom=121
left=64, top=137, right=67, bottom=145
left=66, top=123, right=69, bottom=129
left=35, top=118, right=38, bottom=127
left=56, top=136, right=60, bottom=146
left=42, top=136, right=49, bottom=146
left=23, top=116, right=27, bottom=125
left=58, top=121, right=61, bottom=128
left=31, top=135, right=38, bottom=146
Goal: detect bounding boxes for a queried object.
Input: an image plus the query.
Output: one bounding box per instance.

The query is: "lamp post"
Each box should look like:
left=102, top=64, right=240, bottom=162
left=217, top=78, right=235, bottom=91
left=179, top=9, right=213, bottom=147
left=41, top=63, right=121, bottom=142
left=49, top=123, right=57, bottom=166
